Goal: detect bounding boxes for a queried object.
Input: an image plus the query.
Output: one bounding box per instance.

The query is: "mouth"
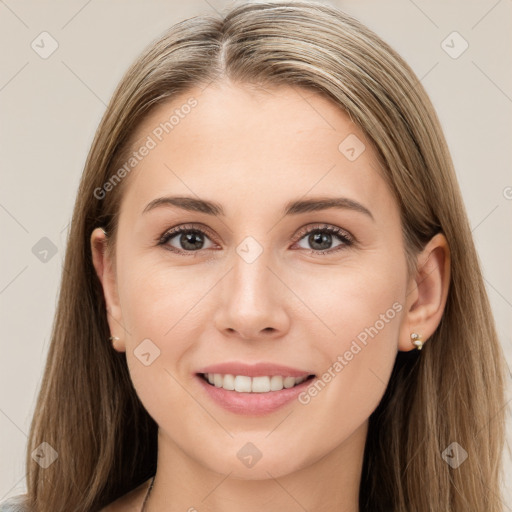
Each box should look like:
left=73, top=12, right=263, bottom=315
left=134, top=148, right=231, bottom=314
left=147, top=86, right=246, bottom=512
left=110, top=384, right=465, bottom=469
left=197, top=372, right=316, bottom=393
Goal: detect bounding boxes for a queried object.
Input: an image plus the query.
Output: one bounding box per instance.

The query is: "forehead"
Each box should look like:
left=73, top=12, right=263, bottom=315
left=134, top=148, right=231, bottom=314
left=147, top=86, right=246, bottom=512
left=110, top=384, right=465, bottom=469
left=118, top=81, right=396, bottom=222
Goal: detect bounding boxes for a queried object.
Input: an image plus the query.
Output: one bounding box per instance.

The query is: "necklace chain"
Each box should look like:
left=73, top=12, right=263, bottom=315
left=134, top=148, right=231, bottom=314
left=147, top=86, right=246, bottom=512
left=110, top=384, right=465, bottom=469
left=140, top=476, right=155, bottom=512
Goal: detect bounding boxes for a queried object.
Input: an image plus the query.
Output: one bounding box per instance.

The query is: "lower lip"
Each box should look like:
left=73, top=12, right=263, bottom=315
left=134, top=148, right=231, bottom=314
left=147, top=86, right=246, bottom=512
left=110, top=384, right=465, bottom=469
left=196, top=374, right=316, bottom=416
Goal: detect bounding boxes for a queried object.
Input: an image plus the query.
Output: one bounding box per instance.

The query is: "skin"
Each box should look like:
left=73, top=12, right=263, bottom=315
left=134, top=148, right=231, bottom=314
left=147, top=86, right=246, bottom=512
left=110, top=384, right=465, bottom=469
left=92, top=80, right=450, bottom=512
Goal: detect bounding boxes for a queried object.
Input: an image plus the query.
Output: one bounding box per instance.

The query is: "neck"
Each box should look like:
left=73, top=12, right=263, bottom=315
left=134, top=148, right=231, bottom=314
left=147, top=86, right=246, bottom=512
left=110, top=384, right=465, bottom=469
left=146, top=422, right=367, bottom=512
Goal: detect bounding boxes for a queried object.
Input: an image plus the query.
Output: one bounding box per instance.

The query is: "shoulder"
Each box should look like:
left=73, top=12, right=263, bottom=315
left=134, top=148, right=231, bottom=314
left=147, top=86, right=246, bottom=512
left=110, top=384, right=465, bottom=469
left=0, top=494, right=30, bottom=512
left=100, top=478, right=153, bottom=512
left=0, top=479, right=151, bottom=512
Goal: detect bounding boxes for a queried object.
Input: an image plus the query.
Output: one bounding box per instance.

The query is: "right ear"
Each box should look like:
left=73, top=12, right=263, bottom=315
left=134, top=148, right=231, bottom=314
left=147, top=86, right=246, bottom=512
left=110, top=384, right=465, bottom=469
left=90, top=227, right=126, bottom=352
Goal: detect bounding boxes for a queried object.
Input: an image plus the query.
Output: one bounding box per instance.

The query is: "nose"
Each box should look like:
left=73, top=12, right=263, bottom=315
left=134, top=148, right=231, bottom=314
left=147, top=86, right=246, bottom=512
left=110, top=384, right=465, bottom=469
left=213, top=245, right=290, bottom=341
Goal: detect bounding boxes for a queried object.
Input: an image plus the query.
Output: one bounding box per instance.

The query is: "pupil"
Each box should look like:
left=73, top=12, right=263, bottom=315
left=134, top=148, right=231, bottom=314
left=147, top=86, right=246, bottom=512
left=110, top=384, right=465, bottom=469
left=310, top=232, right=331, bottom=250
left=181, top=232, right=203, bottom=250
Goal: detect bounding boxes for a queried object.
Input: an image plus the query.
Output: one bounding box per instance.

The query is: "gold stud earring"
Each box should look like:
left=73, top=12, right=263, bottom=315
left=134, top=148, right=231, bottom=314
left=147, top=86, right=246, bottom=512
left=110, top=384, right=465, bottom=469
left=109, top=335, right=120, bottom=342
left=410, top=332, right=423, bottom=350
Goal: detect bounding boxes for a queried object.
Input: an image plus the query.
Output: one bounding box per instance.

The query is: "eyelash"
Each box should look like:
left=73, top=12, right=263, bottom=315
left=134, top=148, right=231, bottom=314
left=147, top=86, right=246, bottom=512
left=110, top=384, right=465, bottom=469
left=156, top=223, right=355, bottom=257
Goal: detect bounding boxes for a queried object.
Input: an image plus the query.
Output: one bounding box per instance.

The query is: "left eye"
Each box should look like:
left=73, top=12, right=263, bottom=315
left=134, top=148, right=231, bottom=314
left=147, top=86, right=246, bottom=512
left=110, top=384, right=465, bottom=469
left=294, top=226, right=353, bottom=253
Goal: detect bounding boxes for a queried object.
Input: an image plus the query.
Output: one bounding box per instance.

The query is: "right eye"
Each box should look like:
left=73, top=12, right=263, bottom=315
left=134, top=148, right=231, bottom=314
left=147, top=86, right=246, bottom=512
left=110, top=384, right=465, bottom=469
left=158, top=224, right=217, bottom=255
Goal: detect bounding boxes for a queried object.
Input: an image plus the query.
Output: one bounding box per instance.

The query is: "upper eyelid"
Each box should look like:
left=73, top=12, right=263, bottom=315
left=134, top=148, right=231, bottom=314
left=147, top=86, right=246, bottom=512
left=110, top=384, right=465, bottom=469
left=159, top=222, right=217, bottom=242
left=295, top=224, right=353, bottom=241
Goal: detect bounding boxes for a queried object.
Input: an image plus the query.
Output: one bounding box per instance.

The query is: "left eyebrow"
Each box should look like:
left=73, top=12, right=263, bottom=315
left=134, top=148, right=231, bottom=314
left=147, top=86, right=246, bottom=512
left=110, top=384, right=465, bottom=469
left=141, top=195, right=374, bottom=222
left=283, top=196, right=374, bottom=221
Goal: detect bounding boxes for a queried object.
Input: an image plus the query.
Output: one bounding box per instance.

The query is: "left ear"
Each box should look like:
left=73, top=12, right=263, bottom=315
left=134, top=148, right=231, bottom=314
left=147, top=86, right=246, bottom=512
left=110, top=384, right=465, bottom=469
left=398, top=233, right=451, bottom=352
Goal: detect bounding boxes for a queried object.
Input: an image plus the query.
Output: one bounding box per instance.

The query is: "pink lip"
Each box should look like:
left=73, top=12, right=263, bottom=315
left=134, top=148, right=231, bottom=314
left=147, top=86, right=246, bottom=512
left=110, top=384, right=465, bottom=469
left=196, top=361, right=313, bottom=378
left=196, top=373, right=316, bottom=416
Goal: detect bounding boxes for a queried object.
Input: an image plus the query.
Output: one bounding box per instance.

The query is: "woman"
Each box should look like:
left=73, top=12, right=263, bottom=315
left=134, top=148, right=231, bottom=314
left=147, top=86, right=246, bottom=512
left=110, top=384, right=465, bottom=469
left=1, top=1, right=507, bottom=511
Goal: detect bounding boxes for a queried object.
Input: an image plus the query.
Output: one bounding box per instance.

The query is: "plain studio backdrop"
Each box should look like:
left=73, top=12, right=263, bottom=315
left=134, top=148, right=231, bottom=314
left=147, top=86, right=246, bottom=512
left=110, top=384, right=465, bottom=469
left=1, top=0, right=511, bottom=506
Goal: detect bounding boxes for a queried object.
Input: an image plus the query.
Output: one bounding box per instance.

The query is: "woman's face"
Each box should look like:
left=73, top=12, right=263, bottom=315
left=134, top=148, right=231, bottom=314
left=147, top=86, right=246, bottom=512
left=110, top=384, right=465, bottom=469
left=94, top=80, right=418, bottom=479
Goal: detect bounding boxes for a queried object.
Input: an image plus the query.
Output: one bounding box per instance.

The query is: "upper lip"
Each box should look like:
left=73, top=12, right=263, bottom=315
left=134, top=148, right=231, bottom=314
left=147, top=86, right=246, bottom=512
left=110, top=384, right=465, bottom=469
left=196, top=362, right=315, bottom=378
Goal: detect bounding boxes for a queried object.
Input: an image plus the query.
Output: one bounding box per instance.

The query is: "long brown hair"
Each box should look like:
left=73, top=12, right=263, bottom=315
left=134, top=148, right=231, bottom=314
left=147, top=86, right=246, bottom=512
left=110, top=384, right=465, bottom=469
left=24, top=2, right=508, bottom=510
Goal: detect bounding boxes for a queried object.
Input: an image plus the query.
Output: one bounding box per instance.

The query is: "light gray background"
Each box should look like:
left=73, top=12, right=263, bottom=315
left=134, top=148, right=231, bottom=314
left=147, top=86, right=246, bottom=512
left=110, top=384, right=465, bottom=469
left=1, top=0, right=511, bottom=506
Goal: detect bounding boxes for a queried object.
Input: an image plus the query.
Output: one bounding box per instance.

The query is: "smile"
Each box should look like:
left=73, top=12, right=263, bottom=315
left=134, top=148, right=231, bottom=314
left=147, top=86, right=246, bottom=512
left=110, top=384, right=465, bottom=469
left=200, top=373, right=315, bottom=393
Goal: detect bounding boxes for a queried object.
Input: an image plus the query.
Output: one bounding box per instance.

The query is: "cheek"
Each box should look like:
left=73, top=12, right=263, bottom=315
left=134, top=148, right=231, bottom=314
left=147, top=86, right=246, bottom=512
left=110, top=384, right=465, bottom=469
left=293, top=250, right=404, bottom=350
left=292, top=301, right=401, bottom=466
left=292, top=254, right=403, bottom=426
left=119, top=269, right=201, bottom=436
left=116, top=257, right=217, bottom=407
left=112, top=258, right=178, bottom=377
left=117, top=254, right=210, bottom=340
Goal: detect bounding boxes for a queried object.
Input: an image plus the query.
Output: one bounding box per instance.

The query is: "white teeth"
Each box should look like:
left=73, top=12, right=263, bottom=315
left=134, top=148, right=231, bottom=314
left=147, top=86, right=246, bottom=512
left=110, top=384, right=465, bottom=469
left=270, top=375, right=283, bottom=391
left=252, top=376, right=270, bottom=393
left=283, top=376, right=296, bottom=389
left=234, top=375, right=252, bottom=392
left=223, top=374, right=235, bottom=390
left=203, top=373, right=310, bottom=393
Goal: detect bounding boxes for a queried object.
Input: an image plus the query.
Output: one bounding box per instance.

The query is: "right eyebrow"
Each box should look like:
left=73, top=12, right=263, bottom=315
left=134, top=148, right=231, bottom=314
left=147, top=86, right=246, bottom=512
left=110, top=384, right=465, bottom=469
left=142, top=196, right=225, bottom=216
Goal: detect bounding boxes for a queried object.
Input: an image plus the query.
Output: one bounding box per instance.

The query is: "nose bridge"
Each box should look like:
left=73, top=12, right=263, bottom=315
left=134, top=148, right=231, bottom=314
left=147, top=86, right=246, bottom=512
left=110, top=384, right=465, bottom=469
left=233, top=241, right=270, bottom=294
left=231, top=234, right=275, bottom=308
left=214, top=234, right=289, bottom=337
